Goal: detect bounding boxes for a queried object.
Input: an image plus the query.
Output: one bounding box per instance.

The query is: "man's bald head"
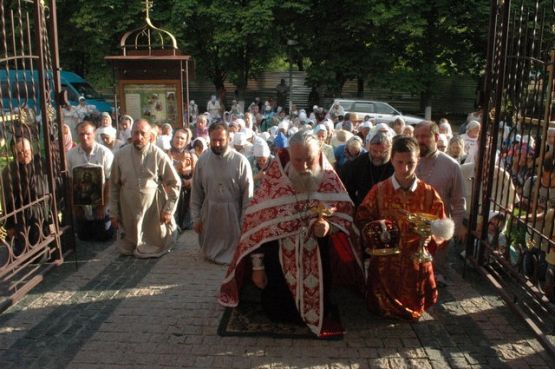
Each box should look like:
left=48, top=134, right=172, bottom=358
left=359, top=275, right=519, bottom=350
left=132, top=119, right=152, bottom=150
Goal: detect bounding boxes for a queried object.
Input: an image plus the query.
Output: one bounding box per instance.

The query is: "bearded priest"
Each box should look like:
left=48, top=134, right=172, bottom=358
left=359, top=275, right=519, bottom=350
left=219, top=129, right=364, bottom=338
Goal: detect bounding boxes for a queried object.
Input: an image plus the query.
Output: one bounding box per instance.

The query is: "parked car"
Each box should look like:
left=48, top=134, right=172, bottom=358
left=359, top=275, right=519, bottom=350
left=0, top=69, right=113, bottom=113
left=329, top=99, right=423, bottom=125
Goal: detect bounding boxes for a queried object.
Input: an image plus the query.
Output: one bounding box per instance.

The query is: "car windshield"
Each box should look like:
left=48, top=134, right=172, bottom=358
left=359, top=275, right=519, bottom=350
left=62, top=84, right=80, bottom=102
left=351, top=102, right=375, bottom=113
left=71, top=82, right=103, bottom=100
left=338, top=101, right=352, bottom=110
left=375, top=102, right=397, bottom=115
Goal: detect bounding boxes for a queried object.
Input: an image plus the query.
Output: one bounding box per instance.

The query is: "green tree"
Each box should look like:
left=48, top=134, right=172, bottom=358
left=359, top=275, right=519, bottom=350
left=53, top=0, right=491, bottom=114
left=296, top=0, right=376, bottom=97
left=366, top=0, right=489, bottom=114
left=169, top=0, right=280, bottom=103
left=57, top=0, right=145, bottom=87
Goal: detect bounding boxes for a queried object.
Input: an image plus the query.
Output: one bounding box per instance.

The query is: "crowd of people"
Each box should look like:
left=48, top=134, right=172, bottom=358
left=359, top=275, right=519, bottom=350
left=5, top=92, right=554, bottom=338
left=184, top=97, right=468, bottom=337
left=490, top=124, right=555, bottom=304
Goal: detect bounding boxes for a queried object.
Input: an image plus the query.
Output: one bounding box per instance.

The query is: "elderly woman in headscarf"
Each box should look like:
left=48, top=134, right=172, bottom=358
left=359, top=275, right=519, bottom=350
left=232, top=132, right=253, bottom=157
left=168, top=128, right=196, bottom=230
left=313, top=123, right=335, bottom=165
left=117, top=114, right=133, bottom=143
left=437, top=134, right=449, bottom=152
left=191, top=137, right=207, bottom=160
left=335, top=135, right=366, bottom=175
left=193, top=114, right=210, bottom=141
left=62, top=124, right=75, bottom=152
left=447, top=135, right=467, bottom=164
left=249, top=138, right=274, bottom=189
left=439, top=118, right=453, bottom=141
left=244, top=112, right=255, bottom=131
left=100, top=112, right=112, bottom=127
left=97, top=126, right=124, bottom=154
left=95, top=112, right=113, bottom=143
left=460, top=120, right=481, bottom=164
left=391, top=117, right=405, bottom=136
left=156, top=123, right=173, bottom=152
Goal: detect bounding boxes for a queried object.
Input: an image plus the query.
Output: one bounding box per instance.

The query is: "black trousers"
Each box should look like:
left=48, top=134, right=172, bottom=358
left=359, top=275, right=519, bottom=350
left=76, top=215, right=114, bottom=242
left=175, top=188, right=192, bottom=230
left=258, top=237, right=332, bottom=323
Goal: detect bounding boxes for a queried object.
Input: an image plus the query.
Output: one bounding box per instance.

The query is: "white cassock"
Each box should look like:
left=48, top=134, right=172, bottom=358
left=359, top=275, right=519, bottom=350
left=110, top=143, right=181, bottom=256
left=191, top=148, right=253, bottom=264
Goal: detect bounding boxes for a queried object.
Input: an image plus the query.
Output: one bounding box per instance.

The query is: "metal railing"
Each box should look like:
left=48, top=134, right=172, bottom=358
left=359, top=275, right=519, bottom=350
left=466, top=0, right=555, bottom=357
left=0, top=0, right=73, bottom=312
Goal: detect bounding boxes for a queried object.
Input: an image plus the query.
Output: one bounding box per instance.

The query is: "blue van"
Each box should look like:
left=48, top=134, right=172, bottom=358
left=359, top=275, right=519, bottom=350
left=0, top=70, right=112, bottom=113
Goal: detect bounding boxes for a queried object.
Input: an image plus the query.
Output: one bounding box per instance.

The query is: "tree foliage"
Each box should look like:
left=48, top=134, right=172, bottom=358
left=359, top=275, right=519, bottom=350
left=57, top=0, right=144, bottom=86
left=364, top=0, right=490, bottom=106
left=55, top=0, right=492, bottom=106
left=168, top=0, right=280, bottom=99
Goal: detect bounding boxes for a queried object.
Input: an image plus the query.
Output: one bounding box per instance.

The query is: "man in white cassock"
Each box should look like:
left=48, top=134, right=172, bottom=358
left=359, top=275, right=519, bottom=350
left=191, top=122, right=253, bottom=265
left=110, top=119, right=181, bottom=258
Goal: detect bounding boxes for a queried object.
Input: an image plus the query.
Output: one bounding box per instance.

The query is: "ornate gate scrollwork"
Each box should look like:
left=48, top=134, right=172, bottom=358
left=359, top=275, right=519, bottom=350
left=467, top=0, right=555, bottom=356
left=0, top=0, right=73, bottom=312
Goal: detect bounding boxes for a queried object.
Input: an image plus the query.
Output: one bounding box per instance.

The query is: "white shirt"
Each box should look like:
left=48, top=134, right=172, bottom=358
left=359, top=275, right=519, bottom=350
left=62, top=106, right=79, bottom=134
left=461, top=134, right=479, bottom=164
left=391, top=175, right=418, bottom=192
left=75, top=104, right=96, bottom=120
left=156, top=135, right=172, bottom=151
left=67, top=142, right=114, bottom=219
left=207, top=100, right=221, bottom=118
left=67, top=142, right=114, bottom=179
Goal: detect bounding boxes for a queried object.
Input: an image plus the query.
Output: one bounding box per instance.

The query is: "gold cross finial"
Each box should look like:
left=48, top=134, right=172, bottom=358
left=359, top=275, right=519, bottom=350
left=144, top=0, right=153, bottom=19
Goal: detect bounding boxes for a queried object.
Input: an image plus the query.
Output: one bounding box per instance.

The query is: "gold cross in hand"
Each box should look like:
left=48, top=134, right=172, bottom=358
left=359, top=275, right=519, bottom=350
left=310, top=203, right=336, bottom=219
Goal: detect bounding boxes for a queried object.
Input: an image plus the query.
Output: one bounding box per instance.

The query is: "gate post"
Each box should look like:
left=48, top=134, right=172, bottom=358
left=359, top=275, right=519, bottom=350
left=466, top=0, right=512, bottom=266
left=32, top=0, right=62, bottom=258
left=46, top=0, right=75, bottom=254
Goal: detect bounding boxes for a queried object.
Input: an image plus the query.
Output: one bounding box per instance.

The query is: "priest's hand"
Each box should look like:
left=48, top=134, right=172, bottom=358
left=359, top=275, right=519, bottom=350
left=161, top=211, right=172, bottom=224
left=253, top=170, right=265, bottom=182
left=252, top=269, right=267, bottom=289
left=111, top=216, right=119, bottom=230
left=193, top=222, right=203, bottom=234
left=313, top=219, right=330, bottom=238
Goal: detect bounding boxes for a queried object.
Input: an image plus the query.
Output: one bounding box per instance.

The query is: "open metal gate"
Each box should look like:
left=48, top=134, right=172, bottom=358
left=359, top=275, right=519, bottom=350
left=0, top=0, right=73, bottom=312
left=467, top=0, right=555, bottom=356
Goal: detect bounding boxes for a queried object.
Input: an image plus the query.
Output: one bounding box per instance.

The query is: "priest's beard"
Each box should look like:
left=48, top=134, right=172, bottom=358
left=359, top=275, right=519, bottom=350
left=288, top=165, right=323, bottom=193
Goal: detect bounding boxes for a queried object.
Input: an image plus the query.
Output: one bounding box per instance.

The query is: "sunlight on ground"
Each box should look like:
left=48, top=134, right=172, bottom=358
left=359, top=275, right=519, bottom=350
left=441, top=296, right=496, bottom=316
left=22, top=283, right=180, bottom=310
left=0, top=326, right=25, bottom=334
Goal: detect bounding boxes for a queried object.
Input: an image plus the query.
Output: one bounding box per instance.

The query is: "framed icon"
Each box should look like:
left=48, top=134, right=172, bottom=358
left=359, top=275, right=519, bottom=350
left=72, top=166, right=104, bottom=206
left=121, top=81, right=180, bottom=127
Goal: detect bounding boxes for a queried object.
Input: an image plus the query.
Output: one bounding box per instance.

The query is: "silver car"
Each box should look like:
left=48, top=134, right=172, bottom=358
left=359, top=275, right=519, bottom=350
left=329, top=99, right=424, bottom=125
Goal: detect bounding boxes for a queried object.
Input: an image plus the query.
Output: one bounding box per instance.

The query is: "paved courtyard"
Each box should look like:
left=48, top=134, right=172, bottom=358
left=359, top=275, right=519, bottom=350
left=0, top=231, right=553, bottom=369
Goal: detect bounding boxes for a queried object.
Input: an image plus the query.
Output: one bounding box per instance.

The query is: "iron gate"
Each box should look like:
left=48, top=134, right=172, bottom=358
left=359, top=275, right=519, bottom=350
left=0, top=0, right=73, bottom=312
left=467, top=0, right=555, bottom=356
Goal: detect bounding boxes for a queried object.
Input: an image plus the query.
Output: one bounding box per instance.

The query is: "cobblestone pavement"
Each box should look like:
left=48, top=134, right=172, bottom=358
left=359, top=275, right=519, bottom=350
left=0, top=231, right=554, bottom=369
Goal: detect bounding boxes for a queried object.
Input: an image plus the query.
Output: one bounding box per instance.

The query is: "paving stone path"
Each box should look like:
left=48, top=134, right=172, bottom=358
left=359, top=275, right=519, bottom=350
left=0, top=231, right=553, bottom=369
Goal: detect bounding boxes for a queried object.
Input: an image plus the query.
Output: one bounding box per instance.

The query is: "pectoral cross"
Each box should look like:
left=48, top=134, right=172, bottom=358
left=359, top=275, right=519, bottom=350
left=310, top=203, right=336, bottom=219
